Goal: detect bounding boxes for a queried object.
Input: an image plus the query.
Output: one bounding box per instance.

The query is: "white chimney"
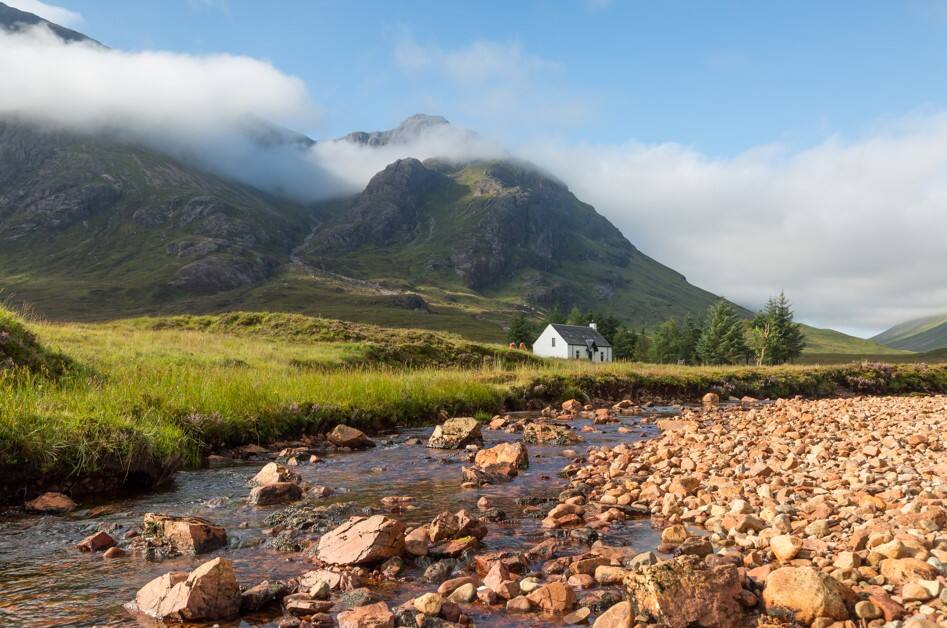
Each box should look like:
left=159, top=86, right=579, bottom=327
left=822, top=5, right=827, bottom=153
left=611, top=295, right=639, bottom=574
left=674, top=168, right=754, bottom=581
left=589, top=322, right=597, bottom=330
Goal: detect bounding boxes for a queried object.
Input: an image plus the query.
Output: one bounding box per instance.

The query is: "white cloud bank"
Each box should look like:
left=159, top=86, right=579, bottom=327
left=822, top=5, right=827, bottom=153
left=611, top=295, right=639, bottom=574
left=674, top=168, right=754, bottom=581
left=520, top=118, right=947, bottom=335
left=4, top=0, right=82, bottom=27
left=0, top=25, right=336, bottom=198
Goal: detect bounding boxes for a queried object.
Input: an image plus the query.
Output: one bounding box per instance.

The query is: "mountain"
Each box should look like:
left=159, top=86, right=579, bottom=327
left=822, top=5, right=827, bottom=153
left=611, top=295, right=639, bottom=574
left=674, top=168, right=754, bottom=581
left=800, top=325, right=910, bottom=356
left=0, top=6, right=848, bottom=343
left=872, top=313, right=947, bottom=352
left=341, top=114, right=452, bottom=146
left=296, top=157, right=721, bottom=322
left=0, top=112, right=720, bottom=337
left=0, top=1, right=98, bottom=44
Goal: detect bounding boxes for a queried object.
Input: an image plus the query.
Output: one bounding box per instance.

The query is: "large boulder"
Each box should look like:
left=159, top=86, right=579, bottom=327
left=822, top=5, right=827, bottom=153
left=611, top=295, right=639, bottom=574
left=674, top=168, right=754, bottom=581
left=316, top=515, right=406, bottom=565
left=593, top=600, right=632, bottom=627
left=526, top=581, right=576, bottom=613
left=130, top=557, right=241, bottom=621
left=474, top=441, right=528, bottom=471
left=24, top=491, right=75, bottom=514
left=762, top=566, right=852, bottom=623
left=247, top=482, right=301, bottom=506
left=328, top=424, right=375, bottom=449
left=625, top=555, right=745, bottom=628
left=427, top=417, right=483, bottom=449
left=523, top=422, right=581, bottom=445
left=252, top=462, right=299, bottom=486
left=143, top=513, right=227, bottom=554
left=428, top=509, right=488, bottom=543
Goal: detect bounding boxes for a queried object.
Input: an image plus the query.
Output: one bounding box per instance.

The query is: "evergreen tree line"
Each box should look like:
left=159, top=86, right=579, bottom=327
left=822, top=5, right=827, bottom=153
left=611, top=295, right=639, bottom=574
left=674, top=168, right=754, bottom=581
left=506, top=292, right=805, bottom=365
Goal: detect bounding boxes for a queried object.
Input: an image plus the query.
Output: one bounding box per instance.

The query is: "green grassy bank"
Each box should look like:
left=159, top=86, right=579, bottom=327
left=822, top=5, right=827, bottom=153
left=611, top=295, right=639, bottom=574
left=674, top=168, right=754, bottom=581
left=3, top=309, right=947, bottom=499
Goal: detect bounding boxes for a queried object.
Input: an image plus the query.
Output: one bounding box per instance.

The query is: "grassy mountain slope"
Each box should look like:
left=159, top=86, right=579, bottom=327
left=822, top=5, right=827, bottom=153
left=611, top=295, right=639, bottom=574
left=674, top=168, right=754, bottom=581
left=872, top=313, right=947, bottom=351
left=801, top=324, right=911, bottom=355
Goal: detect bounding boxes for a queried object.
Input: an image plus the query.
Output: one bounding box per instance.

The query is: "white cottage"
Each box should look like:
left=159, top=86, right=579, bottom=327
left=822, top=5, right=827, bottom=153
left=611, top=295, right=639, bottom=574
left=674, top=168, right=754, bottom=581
left=532, top=323, right=613, bottom=362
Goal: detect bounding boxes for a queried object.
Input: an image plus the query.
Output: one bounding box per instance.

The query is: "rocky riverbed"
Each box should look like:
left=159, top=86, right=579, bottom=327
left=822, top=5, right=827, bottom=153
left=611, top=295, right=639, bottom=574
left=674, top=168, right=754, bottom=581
left=2, top=395, right=946, bottom=627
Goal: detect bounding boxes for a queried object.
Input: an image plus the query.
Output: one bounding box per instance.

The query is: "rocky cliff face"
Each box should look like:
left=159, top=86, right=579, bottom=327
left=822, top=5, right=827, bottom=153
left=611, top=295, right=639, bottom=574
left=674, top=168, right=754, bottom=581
left=298, top=158, right=642, bottom=295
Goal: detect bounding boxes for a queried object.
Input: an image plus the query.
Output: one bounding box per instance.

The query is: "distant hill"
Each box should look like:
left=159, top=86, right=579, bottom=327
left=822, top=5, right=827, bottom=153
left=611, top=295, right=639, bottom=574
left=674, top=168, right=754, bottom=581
left=801, top=325, right=911, bottom=355
left=872, top=313, right=947, bottom=352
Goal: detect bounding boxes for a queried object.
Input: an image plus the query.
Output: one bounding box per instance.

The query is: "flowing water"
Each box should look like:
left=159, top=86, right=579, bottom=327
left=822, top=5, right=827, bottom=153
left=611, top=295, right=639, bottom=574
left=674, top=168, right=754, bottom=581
left=0, top=410, right=675, bottom=626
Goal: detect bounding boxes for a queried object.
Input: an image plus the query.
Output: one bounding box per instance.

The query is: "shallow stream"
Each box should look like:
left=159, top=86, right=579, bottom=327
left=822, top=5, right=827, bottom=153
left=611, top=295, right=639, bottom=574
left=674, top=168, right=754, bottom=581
left=0, top=410, right=675, bottom=626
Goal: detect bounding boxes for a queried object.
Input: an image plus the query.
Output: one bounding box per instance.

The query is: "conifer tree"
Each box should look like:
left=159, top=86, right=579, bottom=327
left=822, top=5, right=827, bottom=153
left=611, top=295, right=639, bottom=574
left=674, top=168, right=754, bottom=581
left=696, top=300, right=749, bottom=365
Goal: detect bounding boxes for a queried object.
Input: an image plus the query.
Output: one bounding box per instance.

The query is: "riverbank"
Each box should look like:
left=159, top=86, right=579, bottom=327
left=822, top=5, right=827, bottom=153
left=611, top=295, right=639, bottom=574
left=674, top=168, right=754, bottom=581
left=4, top=312, right=947, bottom=500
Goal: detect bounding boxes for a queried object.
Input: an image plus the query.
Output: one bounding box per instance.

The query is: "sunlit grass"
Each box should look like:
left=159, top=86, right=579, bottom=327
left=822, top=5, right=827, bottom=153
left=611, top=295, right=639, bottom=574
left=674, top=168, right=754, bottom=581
left=3, top=312, right=947, bottom=486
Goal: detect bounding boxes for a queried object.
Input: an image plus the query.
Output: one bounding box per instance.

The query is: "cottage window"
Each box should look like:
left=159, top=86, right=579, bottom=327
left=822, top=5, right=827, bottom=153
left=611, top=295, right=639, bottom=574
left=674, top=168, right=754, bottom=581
left=575, top=350, right=580, bottom=358
left=551, top=337, right=556, bottom=347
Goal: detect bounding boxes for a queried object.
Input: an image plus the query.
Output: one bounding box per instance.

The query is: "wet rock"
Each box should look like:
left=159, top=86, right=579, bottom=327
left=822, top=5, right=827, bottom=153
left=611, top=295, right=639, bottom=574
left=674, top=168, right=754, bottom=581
left=76, top=531, right=116, bottom=552
left=130, top=557, right=241, bottom=621
left=526, top=581, right=576, bottom=613
left=143, top=513, right=227, bottom=554
left=404, top=526, right=430, bottom=556
left=762, top=566, right=851, bottom=623
left=328, top=424, right=375, bottom=449
left=248, top=482, right=302, bottom=506
left=626, top=555, right=744, bottom=627
left=103, top=546, right=127, bottom=559
left=427, top=417, right=483, bottom=449
left=333, top=587, right=377, bottom=611
left=413, top=592, right=444, bottom=616
left=284, top=597, right=333, bottom=616
left=422, top=560, right=455, bottom=584
left=476, top=441, right=529, bottom=469
left=252, top=462, right=300, bottom=486
left=506, top=595, right=532, bottom=613
left=298, top=569, right=360, bottom=593
left=592, top=600, right=631, bottom=627
left=25, top=491, right=76, bottom=514
left=564, top=606, right=592, bottom=624
left=337, top=601, right=394, bottom=628
left=524, top=422, right=581, bottom=445
left=317, top=515, right=406, bottom=566
left=447, top=582, right=476, bottom=603
left=241, top=580, right=290, bottom=613
left=428, top=509, right=487, bottom=542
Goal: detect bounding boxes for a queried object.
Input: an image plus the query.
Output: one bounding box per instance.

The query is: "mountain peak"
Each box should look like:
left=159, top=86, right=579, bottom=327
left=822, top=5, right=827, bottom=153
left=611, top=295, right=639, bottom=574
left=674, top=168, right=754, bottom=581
left=340, top=113, right=451, bottom=146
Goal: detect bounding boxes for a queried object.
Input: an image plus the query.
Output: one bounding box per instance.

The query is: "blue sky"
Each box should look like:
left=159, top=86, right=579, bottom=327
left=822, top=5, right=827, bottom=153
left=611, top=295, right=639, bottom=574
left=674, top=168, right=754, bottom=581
left=7, top=0, right=947, bottom=335
left=39, top=0, right=947, bottom=153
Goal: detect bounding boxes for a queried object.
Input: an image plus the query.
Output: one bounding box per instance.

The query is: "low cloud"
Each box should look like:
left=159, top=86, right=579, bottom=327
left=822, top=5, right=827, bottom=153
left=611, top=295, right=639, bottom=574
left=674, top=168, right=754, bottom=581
left=520, top=116, right=947, bottom=335
left=4, top=0, right=82, bottom=27
left=0, top=25, right=334, bottom=198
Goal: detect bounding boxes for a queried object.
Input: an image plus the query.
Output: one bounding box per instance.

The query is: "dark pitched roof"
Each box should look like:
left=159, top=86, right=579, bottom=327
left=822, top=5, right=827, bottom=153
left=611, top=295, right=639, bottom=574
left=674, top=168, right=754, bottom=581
left=549, top=324, right=612, bottom=348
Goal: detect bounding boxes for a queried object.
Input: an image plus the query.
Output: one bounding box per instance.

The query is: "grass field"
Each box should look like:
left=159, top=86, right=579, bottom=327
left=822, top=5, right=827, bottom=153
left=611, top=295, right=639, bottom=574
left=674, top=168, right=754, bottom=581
left=3, top=308, right=947, bottom=496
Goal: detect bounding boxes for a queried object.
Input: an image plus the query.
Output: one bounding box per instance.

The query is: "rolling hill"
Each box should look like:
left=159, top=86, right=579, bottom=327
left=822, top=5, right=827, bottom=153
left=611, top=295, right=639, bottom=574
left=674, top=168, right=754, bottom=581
left=872, top=313, right=947, bottom=352
left=800, top=325, right=910, bottom=356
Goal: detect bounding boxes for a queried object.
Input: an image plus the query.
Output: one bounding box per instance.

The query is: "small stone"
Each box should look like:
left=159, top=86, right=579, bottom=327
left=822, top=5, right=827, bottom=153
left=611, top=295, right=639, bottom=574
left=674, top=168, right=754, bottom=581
left=506, top=595, right=532, bottom=613
left=76, top=531, right=116, bottom=552
left=25, top=492, right=76, bottom=514
left=448, top=583, right=477, bottom=603
left=413, top=592, right=444, bottom=616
